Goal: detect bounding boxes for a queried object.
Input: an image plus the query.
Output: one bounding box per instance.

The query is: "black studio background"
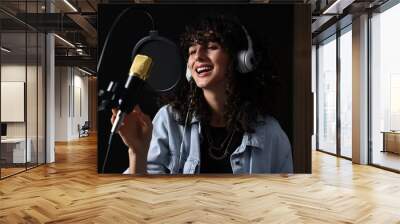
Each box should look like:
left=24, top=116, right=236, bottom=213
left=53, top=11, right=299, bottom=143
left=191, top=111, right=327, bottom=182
left=97, top=4, right=297, bottom=173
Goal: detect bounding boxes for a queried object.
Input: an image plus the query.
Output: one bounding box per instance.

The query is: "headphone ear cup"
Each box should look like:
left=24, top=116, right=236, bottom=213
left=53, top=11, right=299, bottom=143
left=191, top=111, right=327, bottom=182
left=237, top=50, right=256, bottom=74
left=186, top=66, right=192, bottom=81
left=237, top=50, right=250, bottom=74
left=236, top=24, right=257, bottom=74
left=244, top=49, right=256, bottom=72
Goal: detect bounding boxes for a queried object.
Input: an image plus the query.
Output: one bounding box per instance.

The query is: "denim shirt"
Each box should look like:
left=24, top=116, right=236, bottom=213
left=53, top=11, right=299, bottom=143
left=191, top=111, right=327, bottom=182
left=125, top=105, right=293, bottom=174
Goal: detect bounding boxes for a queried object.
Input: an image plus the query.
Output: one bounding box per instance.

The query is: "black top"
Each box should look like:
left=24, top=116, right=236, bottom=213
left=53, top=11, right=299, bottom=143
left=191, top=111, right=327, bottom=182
left=200, top=125, right=244, bottom=173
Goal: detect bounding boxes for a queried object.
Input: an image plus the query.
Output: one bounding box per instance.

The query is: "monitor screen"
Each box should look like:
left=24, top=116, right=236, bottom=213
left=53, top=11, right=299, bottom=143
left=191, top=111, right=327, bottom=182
left=1, top=123, right=7, bottom=137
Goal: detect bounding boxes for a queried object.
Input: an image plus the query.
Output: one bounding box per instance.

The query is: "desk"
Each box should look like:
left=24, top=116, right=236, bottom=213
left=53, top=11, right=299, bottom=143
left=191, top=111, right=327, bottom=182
left=381, top=131, right=400, bottom=154
left=1, top=138, right=32, bottom=163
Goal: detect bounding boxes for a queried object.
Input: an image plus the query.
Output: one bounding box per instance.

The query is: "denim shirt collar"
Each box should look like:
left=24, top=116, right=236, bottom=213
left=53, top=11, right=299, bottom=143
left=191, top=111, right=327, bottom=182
left=189, top=113, right=200, bottom=124
left=242, top=133, right=263, bottom=149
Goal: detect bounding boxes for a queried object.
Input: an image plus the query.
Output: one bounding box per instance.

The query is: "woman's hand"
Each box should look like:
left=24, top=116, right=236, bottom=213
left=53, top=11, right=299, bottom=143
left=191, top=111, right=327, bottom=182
left=111, top=105, right=153, bottom=157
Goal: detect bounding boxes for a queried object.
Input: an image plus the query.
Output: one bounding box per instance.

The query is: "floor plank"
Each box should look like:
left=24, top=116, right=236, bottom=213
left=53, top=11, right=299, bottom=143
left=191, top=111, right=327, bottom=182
left=0, top=134, right=400, bottom=223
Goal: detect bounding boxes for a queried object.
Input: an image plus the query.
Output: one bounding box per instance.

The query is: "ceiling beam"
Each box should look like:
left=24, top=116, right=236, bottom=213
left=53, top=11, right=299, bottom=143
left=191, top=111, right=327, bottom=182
left=51, top=0, right=97, bottom=47
left=66, top=13, right=97, bottom=46
left=322, top=0, right=355, bottom=14
left=55, top=55, right=96, bottom=70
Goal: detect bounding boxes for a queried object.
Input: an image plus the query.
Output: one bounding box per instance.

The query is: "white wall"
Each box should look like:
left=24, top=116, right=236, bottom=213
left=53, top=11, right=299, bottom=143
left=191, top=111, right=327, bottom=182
left=1, top=63, right=46, bottom=164
left=54, top=66, right=89, bottom=141
left=76, top=70, right=89, bottom=139
left=55, top=67, right=69, bottom=141
left=1, top=65, right=27, bottom=140
left=1, top=65, right=39, bottom=137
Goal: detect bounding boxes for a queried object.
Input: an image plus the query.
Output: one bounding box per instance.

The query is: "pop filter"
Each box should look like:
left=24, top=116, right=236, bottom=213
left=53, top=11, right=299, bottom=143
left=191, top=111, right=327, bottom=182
left=99, top=9, right=184, bottom=173
left=132, top=31, right=184, bottom=93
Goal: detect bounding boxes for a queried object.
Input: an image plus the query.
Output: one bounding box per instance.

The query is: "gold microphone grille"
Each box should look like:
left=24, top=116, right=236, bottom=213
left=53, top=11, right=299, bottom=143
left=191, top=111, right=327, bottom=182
left=129, top=54, right=152, bottom=80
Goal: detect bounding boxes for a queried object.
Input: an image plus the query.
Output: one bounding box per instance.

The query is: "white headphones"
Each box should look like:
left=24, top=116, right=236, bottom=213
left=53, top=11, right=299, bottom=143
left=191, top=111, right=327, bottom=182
left=186, top=24, right=256, bottom=81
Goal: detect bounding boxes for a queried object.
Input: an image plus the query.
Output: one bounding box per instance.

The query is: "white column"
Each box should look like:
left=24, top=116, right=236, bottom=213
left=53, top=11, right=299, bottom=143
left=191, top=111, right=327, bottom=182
left=352, top=14, right=369, bottom=164
left=46, top=0, right=55, bottom=163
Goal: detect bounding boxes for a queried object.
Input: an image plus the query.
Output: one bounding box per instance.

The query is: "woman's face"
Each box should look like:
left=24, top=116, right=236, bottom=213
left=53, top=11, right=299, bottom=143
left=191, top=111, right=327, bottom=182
left=187, top=41, right=231, bottom=89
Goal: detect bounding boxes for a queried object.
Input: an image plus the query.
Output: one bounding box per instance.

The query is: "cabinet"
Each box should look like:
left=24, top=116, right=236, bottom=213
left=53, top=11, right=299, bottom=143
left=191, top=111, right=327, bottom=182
left=1, top=138, right=32, bottom=164
left=382, top=131, right=400, bottom=154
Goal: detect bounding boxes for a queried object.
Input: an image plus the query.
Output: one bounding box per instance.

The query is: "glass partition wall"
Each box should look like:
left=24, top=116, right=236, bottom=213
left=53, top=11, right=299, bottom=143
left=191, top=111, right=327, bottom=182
left=0, top=32, right=27, bottom=178
left=370, top=2, right=400, bottom=171
left=316, top=26, right=352, bottom=159
left=0, top=1, right=46, bottom=179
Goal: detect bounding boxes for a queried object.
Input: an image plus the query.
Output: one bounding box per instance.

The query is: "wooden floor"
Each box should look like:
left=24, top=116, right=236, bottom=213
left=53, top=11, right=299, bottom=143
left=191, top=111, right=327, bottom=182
left=0, top=167, right=26, bottom=178
left=372, top=150, right=400, bottom=171
left=1, top=163, right=44, bottom=178
left=1, top=134, right=400, bottom=223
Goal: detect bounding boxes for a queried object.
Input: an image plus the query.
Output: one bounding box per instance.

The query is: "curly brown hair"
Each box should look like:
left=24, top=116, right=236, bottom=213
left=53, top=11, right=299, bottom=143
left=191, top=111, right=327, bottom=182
left=168, top=14, right=272, bottom=133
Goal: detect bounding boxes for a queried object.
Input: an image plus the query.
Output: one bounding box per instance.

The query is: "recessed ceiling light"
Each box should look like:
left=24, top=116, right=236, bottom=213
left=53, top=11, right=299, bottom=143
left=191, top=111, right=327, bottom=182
left=1, top=47, right=11, bottom=53
left=63, top=0, right=78, bottom=12
left=54, top=34, right=75, bottom=48
left=322, top=0, right=355, bottom=15
left=78, top=67, right=92, bottom=76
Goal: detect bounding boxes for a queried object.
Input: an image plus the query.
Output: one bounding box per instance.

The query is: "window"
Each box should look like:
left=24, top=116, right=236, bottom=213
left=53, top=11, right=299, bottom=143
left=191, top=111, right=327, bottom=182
left=370, top=2, right=400, bottom=171
left=317, top=35, right=337, bottom=155
left=316, top=24, right=353, bottom=159
left=339, top=27, right=352, bottom=158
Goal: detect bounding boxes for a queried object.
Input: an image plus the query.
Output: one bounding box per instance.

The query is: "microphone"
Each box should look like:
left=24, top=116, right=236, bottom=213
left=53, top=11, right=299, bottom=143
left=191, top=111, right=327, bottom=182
left=111, top=54, right=152, bottom=135
left=98, top=9, right=183, bottom=173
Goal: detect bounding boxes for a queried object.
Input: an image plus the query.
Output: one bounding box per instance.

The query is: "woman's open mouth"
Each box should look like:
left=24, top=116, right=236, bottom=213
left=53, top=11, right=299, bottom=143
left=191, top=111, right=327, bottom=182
left=195, top=65, right=213, bottom=77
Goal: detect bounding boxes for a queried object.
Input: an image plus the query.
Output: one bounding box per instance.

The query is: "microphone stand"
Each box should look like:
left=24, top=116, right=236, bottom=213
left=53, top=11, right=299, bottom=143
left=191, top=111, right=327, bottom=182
left=98, top=7, right=155, bottom=174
